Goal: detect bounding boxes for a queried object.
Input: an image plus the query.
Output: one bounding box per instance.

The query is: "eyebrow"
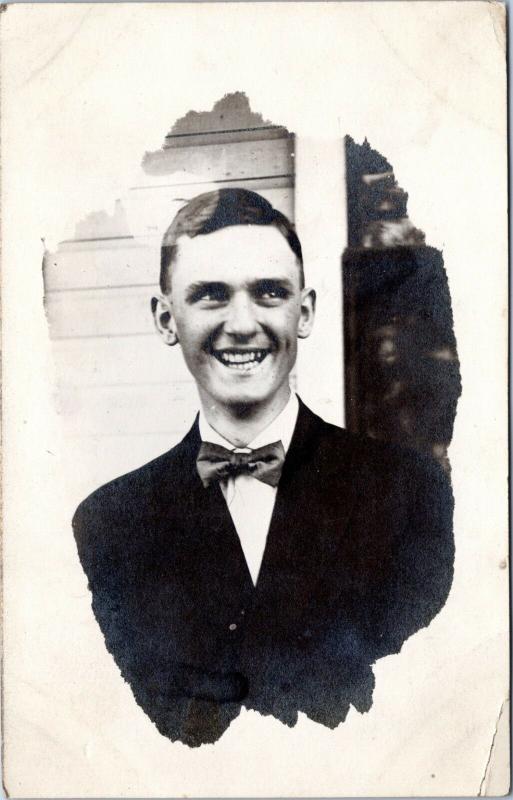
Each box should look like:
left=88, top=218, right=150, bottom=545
left=249, top=277, right=295, bottom=291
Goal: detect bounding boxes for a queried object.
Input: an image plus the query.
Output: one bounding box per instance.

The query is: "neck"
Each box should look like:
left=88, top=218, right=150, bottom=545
left=199, top=384, right=291, bottom=447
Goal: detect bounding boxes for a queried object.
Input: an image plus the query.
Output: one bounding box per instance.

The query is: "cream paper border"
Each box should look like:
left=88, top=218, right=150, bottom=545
left=1, top=2, right=509, bottom=796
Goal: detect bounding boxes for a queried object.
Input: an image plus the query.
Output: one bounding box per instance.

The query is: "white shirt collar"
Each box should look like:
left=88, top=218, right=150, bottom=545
left=199, top=392, right=299, bottom=455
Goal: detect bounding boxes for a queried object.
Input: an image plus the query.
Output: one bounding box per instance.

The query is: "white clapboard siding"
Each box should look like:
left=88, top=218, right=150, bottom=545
left=140, top=138, right=293, bottom=184
left=57, top=382, right=199, bottom=439
left=51, top=335, right=193, bottom=388
left=44, top=239, right=155, bottom=292
left=46, top=285, right=158, bottom=340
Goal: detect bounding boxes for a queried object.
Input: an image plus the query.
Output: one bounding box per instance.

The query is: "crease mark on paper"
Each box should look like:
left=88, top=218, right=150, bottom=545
left=478, top=697, right=508, bottom=795
left=22, top=6, right=93, bottom=87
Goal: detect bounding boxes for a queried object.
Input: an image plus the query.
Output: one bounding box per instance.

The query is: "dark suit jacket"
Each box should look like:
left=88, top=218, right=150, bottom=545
left=73, top=398, right=454, bottom=746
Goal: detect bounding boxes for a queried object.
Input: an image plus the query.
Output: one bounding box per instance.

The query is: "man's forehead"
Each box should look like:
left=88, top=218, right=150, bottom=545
left=173, top=225, right=299, bottom=278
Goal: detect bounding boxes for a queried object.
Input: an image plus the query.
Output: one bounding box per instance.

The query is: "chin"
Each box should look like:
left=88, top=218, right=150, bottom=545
left=220, top=388, right=273, bottom=410
left=209, top=379, right=283, bottom=411
left=197, top=356, right=292, bottom=411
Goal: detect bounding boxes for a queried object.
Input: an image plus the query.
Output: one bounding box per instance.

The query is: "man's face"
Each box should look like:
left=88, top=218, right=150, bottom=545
left=154, top=225, right=315, bottom=412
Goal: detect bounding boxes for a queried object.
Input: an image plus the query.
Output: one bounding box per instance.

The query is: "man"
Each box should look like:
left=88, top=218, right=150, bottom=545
left=73, top=189, right=454, bottom=747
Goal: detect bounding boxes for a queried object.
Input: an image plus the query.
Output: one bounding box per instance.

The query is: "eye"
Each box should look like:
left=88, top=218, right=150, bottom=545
left=254, top=280, right=290, bottom=303
left=188, top=283, right=229, bottom=304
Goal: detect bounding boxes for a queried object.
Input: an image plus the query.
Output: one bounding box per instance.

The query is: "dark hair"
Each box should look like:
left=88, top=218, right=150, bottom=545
left=159, top=188, right=304, bottom=293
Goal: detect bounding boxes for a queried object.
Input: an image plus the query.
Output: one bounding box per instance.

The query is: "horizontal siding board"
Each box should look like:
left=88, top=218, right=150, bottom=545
left=141, top=137, right=293, bottom=181
left=46, top=286, right=158, bottom=339
left=45, top=246, right=158, bottom=293
left=162, top=127, right=291, bottom=149
left=130, top=174, right=293, bottom=192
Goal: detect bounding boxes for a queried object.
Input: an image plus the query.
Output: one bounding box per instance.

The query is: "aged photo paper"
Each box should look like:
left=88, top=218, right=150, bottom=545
left=1, top=2, right=509, bottom=796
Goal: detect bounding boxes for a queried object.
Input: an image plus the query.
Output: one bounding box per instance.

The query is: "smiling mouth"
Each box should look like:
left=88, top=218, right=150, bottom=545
left=212, top=348, right=271, bottom=372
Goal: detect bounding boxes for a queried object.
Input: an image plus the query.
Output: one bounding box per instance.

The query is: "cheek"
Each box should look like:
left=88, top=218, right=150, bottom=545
left=275, top=310, right=301, bottom=350
left=175, top=315, right=209, bottom=355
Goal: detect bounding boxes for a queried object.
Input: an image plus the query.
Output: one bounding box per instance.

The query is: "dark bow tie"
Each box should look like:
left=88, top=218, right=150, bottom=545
left=196, top=440, right=286, bottom=488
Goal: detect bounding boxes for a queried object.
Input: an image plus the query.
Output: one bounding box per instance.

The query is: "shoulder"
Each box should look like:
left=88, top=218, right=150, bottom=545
left=300, top=400, right=448, bottom=493
left=303, top=405, right=453, bottom=548
left=72, top=427, right=197, bottom=542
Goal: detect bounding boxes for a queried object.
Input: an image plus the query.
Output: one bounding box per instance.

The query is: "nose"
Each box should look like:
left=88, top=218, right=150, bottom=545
left=224, top=292, right=258, bottom=339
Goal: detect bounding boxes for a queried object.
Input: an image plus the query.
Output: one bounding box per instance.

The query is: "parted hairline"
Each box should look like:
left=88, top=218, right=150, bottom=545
left=159, top=188, right=304, bottom=294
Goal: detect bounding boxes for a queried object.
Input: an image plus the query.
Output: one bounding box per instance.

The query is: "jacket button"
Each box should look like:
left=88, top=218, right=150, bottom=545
left=229, top=623, right=237, bottom=631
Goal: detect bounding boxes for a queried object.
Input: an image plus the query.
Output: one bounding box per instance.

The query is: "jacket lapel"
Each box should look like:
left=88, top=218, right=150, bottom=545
left=156, top=418, right=255, bottom=600
left=254, top=400, right=360, bottom=611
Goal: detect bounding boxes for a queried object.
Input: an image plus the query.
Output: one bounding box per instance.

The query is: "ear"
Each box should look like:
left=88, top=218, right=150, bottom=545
left=151, top=295, right=179, bottom=346
left=297, top=287, right=316, bottom=339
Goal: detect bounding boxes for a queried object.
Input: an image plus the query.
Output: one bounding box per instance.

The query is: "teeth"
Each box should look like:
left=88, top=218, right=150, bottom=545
left=214, top=349, right=269, bottom=370
left=226, top=352, right=255, bottom=363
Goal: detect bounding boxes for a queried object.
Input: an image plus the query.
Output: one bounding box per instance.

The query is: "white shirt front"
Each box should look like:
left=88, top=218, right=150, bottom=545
left=199, top=392, right=299, bottom=586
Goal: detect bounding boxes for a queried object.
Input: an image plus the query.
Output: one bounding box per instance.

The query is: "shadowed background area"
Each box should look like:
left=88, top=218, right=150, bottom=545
left=343, top=137, right=461, bottom=472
